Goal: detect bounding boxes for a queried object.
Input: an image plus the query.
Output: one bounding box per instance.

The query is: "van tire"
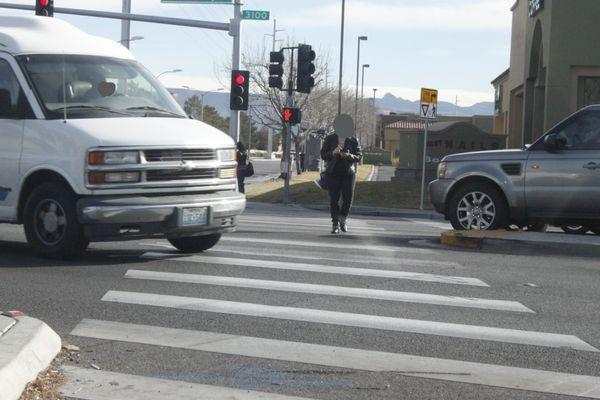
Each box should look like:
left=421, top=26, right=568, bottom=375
left=23, top=183, right=89, bottom=259
left=168, top=234, right=221, bottom=253
left=448, top=183, right=509, bottom=231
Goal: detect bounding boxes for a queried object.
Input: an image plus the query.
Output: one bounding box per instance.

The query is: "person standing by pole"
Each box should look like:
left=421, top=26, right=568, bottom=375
left=236, top=141, right=248, bottom=194
left=321, top=115, right=362, bottom=234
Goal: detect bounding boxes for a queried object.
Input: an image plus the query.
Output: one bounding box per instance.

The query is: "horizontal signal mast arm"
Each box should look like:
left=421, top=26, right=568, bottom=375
left=0, top=2, right=230, bottom=31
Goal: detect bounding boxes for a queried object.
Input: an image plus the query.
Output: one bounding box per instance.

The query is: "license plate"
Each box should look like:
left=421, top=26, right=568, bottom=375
left=181, top=207, right=208, bottom=227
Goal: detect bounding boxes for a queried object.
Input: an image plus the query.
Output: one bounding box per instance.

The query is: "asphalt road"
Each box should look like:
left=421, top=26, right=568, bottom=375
left=1, top=203, right=600, bottom=399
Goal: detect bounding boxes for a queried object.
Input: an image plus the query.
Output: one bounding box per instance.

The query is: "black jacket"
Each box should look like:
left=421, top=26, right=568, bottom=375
left=320, top=134, right=363, bottom=175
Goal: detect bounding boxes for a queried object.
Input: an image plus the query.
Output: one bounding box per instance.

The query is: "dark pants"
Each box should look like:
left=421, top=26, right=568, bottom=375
left=237, top=169, right=246, bottom=194
left=328, top=173, right=356, bottom=222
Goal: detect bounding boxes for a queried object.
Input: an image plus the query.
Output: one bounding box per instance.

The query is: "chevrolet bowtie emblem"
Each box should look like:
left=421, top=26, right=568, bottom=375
left=182, top=161, right=195, bottom=171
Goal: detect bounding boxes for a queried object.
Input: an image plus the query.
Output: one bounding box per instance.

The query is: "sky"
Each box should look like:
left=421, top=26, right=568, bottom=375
left=2, top=0, right=515, bottom=106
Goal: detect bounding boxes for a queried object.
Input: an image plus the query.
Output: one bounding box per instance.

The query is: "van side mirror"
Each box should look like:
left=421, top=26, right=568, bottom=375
left=544, top=133, right=567, bottom=151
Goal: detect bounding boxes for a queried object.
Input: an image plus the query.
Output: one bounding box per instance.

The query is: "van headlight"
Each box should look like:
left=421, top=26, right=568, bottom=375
left=88, top=151, right=139, bottom=165
left=438, top=162, right=447, bottom=179
left=218, top=148, right=236, bottom=162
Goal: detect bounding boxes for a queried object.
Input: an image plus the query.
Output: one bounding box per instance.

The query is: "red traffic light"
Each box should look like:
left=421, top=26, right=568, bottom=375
left=40, top=0, right=48, bottom=5
left=283, top=108, right=292, bottom=122
left=234, top=74, right=245, bottom=85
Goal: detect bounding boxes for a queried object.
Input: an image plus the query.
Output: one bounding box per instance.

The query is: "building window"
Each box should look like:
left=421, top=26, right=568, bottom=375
left=579, top=77, right=600, bottom=108
left=494, top=85, right=503, bottom=114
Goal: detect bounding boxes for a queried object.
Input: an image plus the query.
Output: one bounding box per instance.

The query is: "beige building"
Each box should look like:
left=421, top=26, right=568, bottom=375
left=493, top=0, right=600, bottom=148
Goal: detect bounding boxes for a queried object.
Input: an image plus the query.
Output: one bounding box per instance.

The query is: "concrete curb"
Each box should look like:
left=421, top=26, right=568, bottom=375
left=303, top=204, right=443, bottom=220
left=366, top=165, right=376, bottom=182
left=440, top=230, right=600, bottom=257
left=0, top=316, right=61, bottom=400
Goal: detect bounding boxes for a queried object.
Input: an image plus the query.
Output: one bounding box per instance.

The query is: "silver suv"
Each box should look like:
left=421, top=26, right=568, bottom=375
left=429, top=105, right=600, bottom=231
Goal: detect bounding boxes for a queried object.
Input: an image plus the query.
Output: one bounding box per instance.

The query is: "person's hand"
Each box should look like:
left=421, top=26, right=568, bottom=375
left=333, top=146, right=342, bottom=156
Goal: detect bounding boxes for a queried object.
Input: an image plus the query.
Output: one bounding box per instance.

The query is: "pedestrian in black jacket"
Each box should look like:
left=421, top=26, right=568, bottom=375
left=321, top=115, right=363, bottom=234
left=236, top=142, right=248, bottom=194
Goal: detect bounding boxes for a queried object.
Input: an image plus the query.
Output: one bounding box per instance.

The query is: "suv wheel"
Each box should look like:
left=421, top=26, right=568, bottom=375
left=23, top=183, right=89, bottom=258
left=561, top=225, right=590, bottom=235
left=448, top=183, right=508, bottom=231
left=168, top=234, right=221, bottom=253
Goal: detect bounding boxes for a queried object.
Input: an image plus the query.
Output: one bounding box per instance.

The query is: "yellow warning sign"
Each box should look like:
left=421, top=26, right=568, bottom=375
left=420, top=88, right=438, bottom=105
left=420, top=88, right=438, bottom=119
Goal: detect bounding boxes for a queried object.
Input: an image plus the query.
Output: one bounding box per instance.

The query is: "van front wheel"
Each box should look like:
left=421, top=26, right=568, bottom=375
left=168, top=234, right=221, bottom=253
left=23, top=183, right=89, bottom=259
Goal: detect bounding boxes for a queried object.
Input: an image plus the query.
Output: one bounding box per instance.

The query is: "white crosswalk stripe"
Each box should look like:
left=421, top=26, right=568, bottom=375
left=101, top=291, right=597, bottom=351
left=61, top=366, right=316, bottom=400
left=125, top=269, right=532, bottom=312
left=65, top=229, right=600, bottom=399
left=70, top=320, right=600, bottom=399
left=221, top=236, right=437, bottom=255
left=140, top=253, right=487, bottom=286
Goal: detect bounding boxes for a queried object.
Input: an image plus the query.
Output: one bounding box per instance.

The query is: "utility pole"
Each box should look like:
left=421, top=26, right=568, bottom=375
left=265, top=19, right=284, bottom=52
left=337, top=0, right=346, bottom=115
left=120, top=0, right=131, bottom=49
left=229, top=0, right=242, bottom=142
left=354, top=36, right=367, bottom=120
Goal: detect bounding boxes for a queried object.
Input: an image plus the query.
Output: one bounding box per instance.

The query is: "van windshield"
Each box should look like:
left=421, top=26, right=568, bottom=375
left=18, top=55, right=187, bottom=119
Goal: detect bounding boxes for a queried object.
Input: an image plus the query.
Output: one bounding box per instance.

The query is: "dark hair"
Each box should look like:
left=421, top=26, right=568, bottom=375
left=236, top=141, right=246, bottom=152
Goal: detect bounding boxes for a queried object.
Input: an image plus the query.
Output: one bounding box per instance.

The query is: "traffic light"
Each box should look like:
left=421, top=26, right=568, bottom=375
left=269, top=51, right=284, bottom=90
left=283, top=107, right=301, bottom=125
left=35, top=0, right=54, bottom=17
left=297, top=44, right=316, bottom=94
left=230, top=70, right=250, bottom=111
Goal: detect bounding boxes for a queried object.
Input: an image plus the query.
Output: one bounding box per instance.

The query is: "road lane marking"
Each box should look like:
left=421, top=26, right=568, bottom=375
left=205, top=249, right=465, bottom=269
left=125, top=270, right=531, bottom=313
left=70, top=320, right=600, bottom=398
left=61, top=367, right=316, bottom=400
left=140, top=253, right=487, bottom=287
left=101, top=291, right=596, bottom=352
left=221, top=236, right=437, bottom=255
left=239, top=217, right=386, bottom=231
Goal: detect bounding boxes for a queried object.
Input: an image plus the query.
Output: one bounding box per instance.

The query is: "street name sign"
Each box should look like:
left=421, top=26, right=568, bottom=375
left=161, top=0, right=233, bottom=3
left=420, top=88, right=438, bottom=119
left=242, top=10, right=270, bottom=20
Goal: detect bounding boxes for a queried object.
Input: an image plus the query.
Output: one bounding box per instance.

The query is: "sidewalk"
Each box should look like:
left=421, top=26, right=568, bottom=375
left=0, top=312, right=61, bottom=400
left=441, top=230, right=600, bottom=257
left=302, top=204, right=443, bottom=220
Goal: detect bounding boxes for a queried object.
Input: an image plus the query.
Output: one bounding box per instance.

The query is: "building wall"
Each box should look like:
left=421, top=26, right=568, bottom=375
left=506, top=0, right=527, bottom=147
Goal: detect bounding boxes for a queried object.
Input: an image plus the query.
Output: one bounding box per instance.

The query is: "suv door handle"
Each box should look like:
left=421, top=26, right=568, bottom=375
left=583, top=162, right=599, bottom=170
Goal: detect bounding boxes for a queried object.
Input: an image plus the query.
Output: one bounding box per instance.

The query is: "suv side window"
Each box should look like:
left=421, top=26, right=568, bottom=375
left=554, top=111, right=600, bottom=150
left=0, top=59, right=34, bottom=119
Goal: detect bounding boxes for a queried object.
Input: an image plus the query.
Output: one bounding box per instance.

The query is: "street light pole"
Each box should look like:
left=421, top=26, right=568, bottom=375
left=373, top=88, right=378, bottom=148
left=156, top=69, right=182, bottom=79
left=337, top=0, right=346, bottom=116
left=120, top=0, right=131, bottom=49
left=359, top=64, right=369, bottom=145
left=354, top=36, right=367, bottom=121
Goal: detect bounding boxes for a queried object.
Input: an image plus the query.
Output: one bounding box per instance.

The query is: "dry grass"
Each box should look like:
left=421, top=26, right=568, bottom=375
left=246, top=165, right=432, bottom=209
left=19, top=355, right=66, bottom=400
left=19, top=342, right=82, bottom=400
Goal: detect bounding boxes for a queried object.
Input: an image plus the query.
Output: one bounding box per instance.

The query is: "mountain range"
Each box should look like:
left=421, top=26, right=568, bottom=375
left=168, top=88, right=494, bottom=118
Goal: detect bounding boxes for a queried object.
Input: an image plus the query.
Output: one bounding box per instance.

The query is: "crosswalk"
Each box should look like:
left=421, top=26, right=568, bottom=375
left=62, top=221, right=600, bottom=399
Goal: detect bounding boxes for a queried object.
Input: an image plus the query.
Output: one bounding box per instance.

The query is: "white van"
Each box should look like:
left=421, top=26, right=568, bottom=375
left=0, top=16, right=245, bottom=258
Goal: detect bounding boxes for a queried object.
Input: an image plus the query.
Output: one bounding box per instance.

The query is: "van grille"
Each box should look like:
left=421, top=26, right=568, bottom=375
left=146, top=169, right=217, bottom=182
left=144, top=149, right=216, bottom=162
left=501, top=163, right=522, bottom=176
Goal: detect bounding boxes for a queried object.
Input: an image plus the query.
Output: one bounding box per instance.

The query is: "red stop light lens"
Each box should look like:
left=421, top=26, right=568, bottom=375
left=40, top=0, right=49, bottom=6
left=283, top=108, right=292, bottom=122
left=235, top=74, right=245, bottom=85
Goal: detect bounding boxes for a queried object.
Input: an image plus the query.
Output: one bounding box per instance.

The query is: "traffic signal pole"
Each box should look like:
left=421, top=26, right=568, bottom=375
left=283, top=48, right=295, bottom=205
left=229, top=0, right=242, bottom=143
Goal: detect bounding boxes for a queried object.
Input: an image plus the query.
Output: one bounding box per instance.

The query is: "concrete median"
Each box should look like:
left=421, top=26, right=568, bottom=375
left=0, top=314, right=61, bottom=400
